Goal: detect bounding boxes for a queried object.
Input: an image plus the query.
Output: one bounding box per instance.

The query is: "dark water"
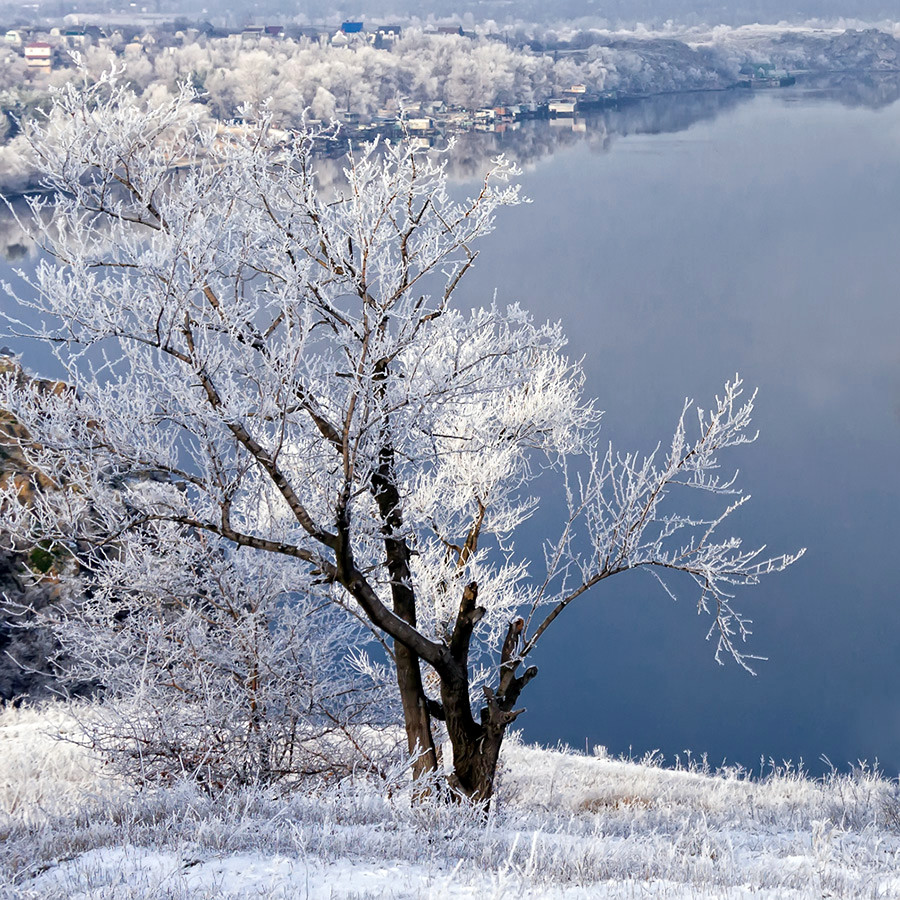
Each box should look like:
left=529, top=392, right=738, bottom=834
left=460, top=83, right=900, bottom=774
left=3, top=80, right=900, bottom=774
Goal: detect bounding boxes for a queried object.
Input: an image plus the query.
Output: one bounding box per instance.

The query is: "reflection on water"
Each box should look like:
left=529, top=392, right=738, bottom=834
left=0, top=78, right=897, bottom=261
left=0, top=203, right=39, bottom=262
left=788, top=73, right=900, bottom=110
left=437, top=90, right=751, bottom=182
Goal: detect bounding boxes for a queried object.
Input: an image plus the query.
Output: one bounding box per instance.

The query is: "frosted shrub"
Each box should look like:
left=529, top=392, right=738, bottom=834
left=34, top=530, right=398, bottom=789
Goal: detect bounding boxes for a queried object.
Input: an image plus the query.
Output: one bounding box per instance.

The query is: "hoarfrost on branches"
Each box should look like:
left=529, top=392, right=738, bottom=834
left=0, top=72, right=801, bottom=802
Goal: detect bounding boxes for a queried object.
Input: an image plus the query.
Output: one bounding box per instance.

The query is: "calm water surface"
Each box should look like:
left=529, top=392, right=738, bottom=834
left=3, top=84, right=899, bottom=773
left=462, top=86, right=900, bottom=773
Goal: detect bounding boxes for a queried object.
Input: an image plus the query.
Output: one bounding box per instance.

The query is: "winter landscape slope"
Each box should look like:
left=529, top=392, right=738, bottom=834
left=2, top=704, right=900, bottom=898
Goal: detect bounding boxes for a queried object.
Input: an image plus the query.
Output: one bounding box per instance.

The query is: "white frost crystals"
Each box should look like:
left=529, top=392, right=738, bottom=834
left=535, top=377, right=806, bottom=672
left=0, top=72, right=802, bottom=798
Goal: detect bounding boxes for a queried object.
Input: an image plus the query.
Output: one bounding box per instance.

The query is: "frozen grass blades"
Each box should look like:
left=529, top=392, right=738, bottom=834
left=3, top=705, right=900, bottom=898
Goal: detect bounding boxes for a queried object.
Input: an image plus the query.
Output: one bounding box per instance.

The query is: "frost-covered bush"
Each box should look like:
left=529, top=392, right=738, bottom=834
left=0, top=357, right=396, bottom=786
left=44, top=529, right=398, bottom=789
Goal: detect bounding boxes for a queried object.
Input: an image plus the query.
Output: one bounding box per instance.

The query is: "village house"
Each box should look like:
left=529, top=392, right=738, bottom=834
left=374, top=25, right=401, bottom=48
left=24, top=42, right=53, bottom=71
left=548, top=98, right=577, bottom=116
left=404, top=116, right=434, bottom=132
left=61, top=28, right=88, bottom=50
left=333, top=21, right=366, bottom=46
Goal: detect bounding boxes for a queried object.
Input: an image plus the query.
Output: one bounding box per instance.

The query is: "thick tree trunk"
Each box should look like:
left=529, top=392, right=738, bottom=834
left=441, top=675, right=505, bottom=803
left=448, top=732, right=504, bottom=804
left=439, top=586, right=539, bottom=804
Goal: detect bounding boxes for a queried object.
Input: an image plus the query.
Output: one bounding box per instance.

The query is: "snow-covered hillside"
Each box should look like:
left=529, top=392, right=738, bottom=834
left=2, top=705, right=899, bottom=898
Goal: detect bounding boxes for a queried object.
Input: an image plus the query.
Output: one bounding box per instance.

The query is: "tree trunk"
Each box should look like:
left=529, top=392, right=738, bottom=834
left=439, top=587, right=539, bottom=805
left=394, top=642, right=438, bottom=779
left=441, top=674, right=505, bottom=803
left=448, top=731, right=504, bottom=804
left=368, top=386, right=439, bottom=781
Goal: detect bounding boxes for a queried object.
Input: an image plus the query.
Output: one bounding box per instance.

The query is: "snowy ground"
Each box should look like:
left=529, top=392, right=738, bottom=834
left=3, top=705, right=900, bottom=898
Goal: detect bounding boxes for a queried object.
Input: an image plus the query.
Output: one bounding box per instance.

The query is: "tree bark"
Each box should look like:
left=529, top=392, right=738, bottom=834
left=441, top=674, right=504, bottom=803
left=394, top=642, right=438, bottom=779
left=370, top=368, right=439, bottom=780
left=440, top=588, right=539, bottom=804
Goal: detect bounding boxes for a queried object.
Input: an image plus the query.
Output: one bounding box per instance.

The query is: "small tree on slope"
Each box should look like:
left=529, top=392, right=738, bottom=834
left=0, top=76, right=802, bottom=803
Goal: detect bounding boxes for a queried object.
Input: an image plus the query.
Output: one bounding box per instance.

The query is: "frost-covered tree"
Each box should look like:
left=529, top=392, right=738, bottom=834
left=0, top=75, right=801, bottom=803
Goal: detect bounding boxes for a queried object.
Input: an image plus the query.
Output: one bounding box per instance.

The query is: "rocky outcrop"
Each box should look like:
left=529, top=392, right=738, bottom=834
left=0, top=548, right=68, bottom=702
left=0, top=353, right=76, bottom=703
